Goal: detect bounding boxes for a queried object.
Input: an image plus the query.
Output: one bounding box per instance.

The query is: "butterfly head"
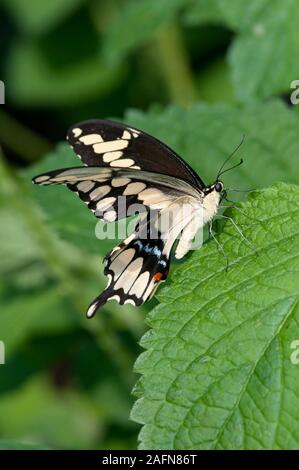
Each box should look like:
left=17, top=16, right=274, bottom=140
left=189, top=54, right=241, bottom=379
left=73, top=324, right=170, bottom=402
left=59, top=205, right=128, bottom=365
left=201, top=180, right=225, bottom=224
left=214, top=180, right=228, bottom=202
left=203, top=180, right=224, bottom=197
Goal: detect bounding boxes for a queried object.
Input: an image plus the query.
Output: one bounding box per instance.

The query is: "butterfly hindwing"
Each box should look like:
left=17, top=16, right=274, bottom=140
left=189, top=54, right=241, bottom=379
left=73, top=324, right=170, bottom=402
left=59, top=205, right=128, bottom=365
left=86, top=213, right=170, bottom=317
left=67, top=119, right=205, bottom=189
left=86, top=198, right=200, bottom=317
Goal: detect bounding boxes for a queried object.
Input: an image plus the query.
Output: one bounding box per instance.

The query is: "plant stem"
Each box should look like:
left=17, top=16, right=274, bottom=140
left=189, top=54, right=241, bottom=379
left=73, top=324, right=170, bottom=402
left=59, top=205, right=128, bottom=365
left=153, top=21, right=198, bottom=107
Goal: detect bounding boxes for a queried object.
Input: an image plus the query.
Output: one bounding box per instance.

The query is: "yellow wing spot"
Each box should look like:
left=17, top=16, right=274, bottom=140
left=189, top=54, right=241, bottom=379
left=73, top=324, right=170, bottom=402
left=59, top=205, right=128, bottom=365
left=72, top=128, right=82, bottom=137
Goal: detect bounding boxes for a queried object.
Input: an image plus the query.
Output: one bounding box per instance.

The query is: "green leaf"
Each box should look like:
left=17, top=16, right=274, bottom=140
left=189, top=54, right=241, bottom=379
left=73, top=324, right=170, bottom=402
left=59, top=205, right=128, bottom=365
left=229, top=0, right=299, bottom=101
left=103, top=0, right=187, bottom=63
left=131, top=183, right=299, bottom=449
left=28, top=101, right=299, bottom=254
left=1, top=0, right=84, bottom=35
left=185, top=0, right=299, bottom=101
left=7, top=41, right=125, bottom=107
left=185, top=0, right=262, bottom=30
left=0, top=375, right=100, bottom=449
left=0, top=287, right=76, bottom=357
left=0, top=206, right=42, bottom=274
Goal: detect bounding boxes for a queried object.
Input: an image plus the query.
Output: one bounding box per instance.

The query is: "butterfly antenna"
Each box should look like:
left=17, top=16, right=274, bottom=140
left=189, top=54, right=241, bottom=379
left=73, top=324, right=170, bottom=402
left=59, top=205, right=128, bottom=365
left=217, top=134, right=245, bottom=179
left=218, top=158, right=244, bottom=178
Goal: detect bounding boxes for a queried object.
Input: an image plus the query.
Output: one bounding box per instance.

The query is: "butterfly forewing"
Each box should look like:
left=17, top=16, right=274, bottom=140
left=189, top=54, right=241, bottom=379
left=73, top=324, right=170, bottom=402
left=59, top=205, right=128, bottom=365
left=33, top=167, right=200, bottom=223
left=67, top=120, right=205, bottom=189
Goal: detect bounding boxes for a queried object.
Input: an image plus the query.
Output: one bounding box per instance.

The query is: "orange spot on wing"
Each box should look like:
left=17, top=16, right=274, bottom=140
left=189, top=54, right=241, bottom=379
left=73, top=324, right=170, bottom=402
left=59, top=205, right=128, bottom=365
left=153, top=272, right=163, bottom=283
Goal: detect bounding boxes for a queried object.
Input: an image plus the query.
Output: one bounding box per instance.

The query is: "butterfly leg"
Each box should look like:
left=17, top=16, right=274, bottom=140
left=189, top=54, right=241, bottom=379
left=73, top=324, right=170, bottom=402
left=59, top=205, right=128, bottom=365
left=208, top=221, right=229, bottom=271
left=216, top=214, right=258, bottom=256
left=222, top=197, right=264, bottom=225
left=220, top=205, right=262, bottom=227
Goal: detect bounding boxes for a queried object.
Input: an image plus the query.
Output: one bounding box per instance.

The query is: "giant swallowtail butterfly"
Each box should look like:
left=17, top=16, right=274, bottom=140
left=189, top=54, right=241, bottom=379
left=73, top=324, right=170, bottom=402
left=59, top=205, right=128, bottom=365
left=33, top=120, right=241, bottom=318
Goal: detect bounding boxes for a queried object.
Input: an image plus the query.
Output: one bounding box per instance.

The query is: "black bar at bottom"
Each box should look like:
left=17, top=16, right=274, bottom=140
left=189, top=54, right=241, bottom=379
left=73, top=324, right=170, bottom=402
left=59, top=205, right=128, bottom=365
left=0, top=449, right=298, bottom=466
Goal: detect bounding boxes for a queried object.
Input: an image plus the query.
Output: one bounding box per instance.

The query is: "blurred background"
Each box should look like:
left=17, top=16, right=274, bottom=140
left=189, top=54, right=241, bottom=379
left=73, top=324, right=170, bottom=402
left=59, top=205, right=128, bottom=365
left=0, top=0, right=298, bottom=450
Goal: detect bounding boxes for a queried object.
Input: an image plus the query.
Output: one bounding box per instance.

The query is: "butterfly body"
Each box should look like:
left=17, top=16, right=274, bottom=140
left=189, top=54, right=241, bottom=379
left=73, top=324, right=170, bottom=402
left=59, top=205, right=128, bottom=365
left=33, top=120, right=224, bottom=317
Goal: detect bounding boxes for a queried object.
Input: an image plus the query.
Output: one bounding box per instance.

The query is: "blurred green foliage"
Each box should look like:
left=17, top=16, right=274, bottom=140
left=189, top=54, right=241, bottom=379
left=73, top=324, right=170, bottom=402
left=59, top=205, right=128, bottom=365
left=0, top=0, right=299, bottom=450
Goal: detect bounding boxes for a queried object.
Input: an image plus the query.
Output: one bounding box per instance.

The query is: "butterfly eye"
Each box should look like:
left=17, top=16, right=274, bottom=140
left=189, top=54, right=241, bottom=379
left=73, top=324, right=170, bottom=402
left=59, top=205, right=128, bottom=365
left=215, top=181, right=223, bottom=193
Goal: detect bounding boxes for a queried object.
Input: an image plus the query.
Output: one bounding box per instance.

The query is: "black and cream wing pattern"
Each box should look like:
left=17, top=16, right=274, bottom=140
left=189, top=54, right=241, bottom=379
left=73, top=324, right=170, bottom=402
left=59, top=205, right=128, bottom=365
left=33, top=120, right=220, bottom=318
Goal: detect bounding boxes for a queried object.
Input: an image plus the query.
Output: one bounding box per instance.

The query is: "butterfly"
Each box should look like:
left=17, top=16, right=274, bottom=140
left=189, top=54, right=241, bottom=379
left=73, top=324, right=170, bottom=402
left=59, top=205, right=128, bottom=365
left=33, top=120, right=243, bottom=318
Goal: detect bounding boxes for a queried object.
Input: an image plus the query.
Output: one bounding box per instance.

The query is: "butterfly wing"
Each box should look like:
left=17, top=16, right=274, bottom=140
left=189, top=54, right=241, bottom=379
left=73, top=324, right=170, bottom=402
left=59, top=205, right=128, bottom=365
left=33, top=166, right=201, bottom=222
left=86, top=198, right=198, bottom=317
left=67, top=119, right=205, bottom=190
left=33, top=119, right=206, bottom=316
